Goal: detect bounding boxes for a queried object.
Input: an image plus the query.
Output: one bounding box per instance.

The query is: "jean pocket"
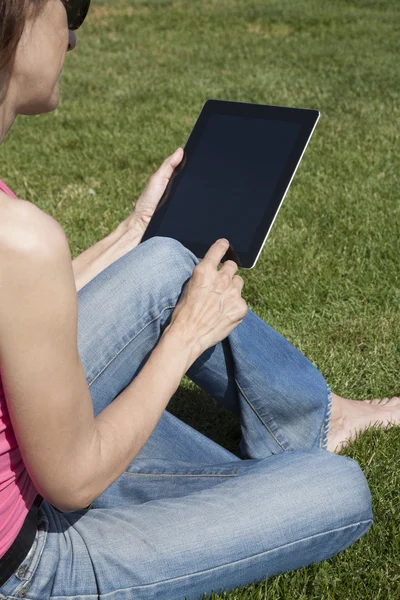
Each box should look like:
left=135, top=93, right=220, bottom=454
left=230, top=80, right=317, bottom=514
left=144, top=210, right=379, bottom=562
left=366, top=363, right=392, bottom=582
left=2, top=507, right=50, bottom=599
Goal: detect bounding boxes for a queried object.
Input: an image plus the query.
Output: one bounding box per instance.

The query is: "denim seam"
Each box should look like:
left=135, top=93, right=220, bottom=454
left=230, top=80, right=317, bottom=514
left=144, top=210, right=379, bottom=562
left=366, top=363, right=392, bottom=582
left=320, top=383, right=333, bottom=450
left=88, top=305, right=177, bottom=388
left=42, top=519, right=373, bottom=598
left=234, top=377, right=287, bottom=452
left=123, top=472, right=240, bottom=477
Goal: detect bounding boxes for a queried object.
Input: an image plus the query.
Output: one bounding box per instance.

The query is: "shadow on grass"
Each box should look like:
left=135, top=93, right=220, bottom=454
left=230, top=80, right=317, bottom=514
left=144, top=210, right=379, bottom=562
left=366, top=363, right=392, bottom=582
left=167, top=381, right=243, bottom=460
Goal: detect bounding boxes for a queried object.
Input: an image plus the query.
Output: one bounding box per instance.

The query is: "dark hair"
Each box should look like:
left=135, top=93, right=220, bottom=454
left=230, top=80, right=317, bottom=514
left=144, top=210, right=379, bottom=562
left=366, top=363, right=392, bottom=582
left=0, top=0, right=48, bottom=71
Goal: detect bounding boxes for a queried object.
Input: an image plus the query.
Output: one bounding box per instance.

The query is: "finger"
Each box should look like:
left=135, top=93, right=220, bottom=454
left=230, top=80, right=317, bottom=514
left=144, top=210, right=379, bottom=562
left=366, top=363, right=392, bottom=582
left=158, top=147, right=184, bottom=181
left=219, top=259, right=239, bottom=278
left=231, top=274, right=244, bottom=291
left=139, top=148, right=184, bottom=201
left=169, top=147, right=185, bottom=168
left=201, top=239, right=230, bottom=269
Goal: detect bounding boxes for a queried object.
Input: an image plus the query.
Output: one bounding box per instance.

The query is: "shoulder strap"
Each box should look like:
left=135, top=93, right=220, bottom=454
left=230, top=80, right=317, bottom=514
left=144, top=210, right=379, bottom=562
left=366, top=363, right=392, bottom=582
left=0, top=179, right=17, bottom=199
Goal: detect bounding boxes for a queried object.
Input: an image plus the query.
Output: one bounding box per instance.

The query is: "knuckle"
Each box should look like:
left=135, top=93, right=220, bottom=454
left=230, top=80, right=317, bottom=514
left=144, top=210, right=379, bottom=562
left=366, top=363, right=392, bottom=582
left=219, top=272, right=231, bottom=285
left=204, top=257, right=216, bottom=266
left=240, top=300, right=248, bottom=315
left=194, top=262, right=207, bottom=274
left=224, top=259, right=238, bottom=270
left=192, top=263, right=205, bottom=279
left=193, top=264, right=209, bottom=281
left=231, top=285, right=242, bottom=296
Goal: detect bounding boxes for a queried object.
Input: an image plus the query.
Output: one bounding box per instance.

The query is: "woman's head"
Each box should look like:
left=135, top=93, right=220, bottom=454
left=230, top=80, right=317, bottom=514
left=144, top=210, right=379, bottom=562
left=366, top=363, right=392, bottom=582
left=0, top=0, right=78, bottom=129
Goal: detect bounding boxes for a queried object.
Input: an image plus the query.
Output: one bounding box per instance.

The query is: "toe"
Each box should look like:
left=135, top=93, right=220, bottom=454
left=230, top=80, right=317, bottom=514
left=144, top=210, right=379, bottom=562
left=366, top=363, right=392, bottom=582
left=365, top=397, right=400, bottom=406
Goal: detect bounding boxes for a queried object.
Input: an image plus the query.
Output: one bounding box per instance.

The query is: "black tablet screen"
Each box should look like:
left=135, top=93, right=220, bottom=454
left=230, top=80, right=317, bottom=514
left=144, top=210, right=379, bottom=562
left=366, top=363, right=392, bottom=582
left=155, top=113, right=302, bottom=252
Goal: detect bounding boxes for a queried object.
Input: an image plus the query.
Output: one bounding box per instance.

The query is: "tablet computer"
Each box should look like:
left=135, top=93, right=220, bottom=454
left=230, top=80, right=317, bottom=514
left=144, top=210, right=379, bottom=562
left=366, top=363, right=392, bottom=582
left=140, top=99, right=320, bottom=269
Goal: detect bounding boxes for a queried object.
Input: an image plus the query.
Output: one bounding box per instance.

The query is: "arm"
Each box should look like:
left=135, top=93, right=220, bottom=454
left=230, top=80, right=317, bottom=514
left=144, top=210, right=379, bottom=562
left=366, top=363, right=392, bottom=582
left=71, top=222, right=142, bottom=293
left=0, top=204, right=197, bottom=512
left=83, top=327, right=195, bottom=507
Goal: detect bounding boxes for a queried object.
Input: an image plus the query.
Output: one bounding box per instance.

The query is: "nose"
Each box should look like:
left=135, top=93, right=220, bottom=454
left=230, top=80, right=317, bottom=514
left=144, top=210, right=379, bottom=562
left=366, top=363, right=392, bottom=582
left=67, top=30, right=77, bottom=52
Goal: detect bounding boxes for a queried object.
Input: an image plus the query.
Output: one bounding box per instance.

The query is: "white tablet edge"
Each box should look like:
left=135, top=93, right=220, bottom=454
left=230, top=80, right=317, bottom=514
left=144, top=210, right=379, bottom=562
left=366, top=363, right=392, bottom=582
left=246, top=111, right=321, bottom=269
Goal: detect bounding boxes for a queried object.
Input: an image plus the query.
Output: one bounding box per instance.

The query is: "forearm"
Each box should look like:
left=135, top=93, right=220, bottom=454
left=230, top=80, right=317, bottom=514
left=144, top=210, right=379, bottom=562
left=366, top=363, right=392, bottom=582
left=78, top=326, right=198, bottom=508
left=72, top=224, right=142, bottom=293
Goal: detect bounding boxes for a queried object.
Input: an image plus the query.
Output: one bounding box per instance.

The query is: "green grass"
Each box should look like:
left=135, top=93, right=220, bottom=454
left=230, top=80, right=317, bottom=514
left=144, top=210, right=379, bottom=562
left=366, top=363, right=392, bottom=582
left=1, top=0, right=400, bottom=597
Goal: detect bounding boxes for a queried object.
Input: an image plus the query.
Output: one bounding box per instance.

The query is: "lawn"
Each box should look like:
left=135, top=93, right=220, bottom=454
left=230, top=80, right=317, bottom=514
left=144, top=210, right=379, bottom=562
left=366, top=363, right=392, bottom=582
left=1, top=0, right=399, bottom=597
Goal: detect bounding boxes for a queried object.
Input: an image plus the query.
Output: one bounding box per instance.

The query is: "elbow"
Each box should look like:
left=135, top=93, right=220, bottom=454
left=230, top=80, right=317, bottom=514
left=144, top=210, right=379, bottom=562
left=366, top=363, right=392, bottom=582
left=41, top=485, right=93, bottom=514
left=45, top=493, right=83, bottom=513
left=49, top=494, right=92, bottom=513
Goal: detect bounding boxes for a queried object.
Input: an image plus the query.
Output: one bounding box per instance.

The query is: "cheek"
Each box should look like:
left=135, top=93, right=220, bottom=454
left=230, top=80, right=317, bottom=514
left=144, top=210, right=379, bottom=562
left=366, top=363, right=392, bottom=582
left=23, top=54, right=54, bottom=90
left=15, top=22, right=67, bottom=84
left=46, top=29, right=68, bottom=74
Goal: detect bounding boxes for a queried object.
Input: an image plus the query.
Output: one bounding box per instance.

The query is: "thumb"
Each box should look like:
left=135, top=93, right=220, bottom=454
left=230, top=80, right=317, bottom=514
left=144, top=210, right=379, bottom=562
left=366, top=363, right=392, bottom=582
left=159, top=147, right=184, bottom=179
left=142, top=147, right=184, bottom=199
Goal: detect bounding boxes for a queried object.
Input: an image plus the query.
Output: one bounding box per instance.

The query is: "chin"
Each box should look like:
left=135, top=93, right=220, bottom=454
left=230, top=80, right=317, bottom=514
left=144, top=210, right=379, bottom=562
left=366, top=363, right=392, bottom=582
left=18, top=85, right=60, bottom=116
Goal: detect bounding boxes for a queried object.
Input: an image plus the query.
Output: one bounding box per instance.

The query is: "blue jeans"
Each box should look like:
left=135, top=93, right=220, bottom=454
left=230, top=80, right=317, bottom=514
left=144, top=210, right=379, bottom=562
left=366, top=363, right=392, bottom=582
left=0, top=236, right=373, bottom=600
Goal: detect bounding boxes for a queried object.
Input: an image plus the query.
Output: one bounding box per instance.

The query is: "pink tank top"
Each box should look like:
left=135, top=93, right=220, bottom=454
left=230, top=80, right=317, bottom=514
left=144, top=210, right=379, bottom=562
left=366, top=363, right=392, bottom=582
left=0, top=179, right=39, bottom=558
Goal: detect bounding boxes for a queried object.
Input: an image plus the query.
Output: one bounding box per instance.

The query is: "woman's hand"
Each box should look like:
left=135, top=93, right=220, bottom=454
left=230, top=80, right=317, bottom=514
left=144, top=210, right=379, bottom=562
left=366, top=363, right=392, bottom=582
left=162, top=238, right=248, bottom=360
left=72, top=147, right=185, bottom=292
left=121, top=147, right=184, bottom=239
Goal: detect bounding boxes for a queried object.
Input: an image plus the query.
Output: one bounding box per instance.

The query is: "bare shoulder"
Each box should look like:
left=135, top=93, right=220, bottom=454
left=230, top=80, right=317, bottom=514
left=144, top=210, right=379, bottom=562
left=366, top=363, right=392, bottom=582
left=0, top=190, right=66, bottom=256
left=0, top=191, right=73, bottom=340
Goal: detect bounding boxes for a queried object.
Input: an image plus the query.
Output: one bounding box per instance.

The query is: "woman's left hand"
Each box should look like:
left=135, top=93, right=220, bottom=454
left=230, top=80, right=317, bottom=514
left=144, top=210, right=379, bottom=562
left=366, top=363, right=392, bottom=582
left=120, top=147, right=184, bottom=239
left=72, top=148, right=184, bottom=293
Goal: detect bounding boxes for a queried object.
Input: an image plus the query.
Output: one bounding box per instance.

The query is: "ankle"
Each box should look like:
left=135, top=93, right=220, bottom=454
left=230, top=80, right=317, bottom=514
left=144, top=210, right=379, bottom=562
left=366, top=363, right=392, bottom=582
left=330, top=393, right=346, bottom=424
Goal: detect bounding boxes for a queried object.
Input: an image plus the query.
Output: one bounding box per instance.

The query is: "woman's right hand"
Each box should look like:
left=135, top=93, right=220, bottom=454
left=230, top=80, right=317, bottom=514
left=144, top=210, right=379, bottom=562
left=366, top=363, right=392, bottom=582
left=163, top=238, right=248, bottom=359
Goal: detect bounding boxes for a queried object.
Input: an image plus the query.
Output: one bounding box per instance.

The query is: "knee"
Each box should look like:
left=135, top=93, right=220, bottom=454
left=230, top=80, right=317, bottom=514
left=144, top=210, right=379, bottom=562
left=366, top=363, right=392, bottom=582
left=139, top=235, right=199, bottom=267
left=324, top=452, right=373, bottom=526
left=137, top=235, right=199, bottom=293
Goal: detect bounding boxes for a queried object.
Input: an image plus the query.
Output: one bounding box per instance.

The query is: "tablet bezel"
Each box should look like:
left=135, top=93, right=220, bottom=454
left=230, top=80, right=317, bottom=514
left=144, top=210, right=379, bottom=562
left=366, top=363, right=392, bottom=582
left=141, top=99, right=320, bottom=269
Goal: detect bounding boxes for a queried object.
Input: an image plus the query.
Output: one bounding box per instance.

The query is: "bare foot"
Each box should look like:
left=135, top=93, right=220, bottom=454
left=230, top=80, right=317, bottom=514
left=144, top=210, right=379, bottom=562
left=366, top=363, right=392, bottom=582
left=326, top=393, right=400, bottom=453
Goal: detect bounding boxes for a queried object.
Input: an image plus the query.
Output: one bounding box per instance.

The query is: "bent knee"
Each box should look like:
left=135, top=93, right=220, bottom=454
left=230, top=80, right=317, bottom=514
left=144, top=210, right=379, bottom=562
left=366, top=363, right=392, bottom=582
left=140, top=236, right=199, bottom=275
left=323, top=452, right=373, bottom=526
left=131, top=236, right=199, bottom=301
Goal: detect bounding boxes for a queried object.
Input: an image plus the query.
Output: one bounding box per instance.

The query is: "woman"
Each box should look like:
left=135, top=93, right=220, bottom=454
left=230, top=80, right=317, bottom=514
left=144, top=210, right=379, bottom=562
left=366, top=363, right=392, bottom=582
left=0, top=1, right=399, bottom=598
